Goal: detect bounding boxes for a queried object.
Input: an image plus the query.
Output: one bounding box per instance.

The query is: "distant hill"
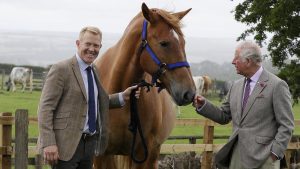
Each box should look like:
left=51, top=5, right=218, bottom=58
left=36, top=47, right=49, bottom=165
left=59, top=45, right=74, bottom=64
left=190, top=59, right=278, bottom=81
left=0, top=30, right=277, bottom=81
left=0, top=30, right=240, bottom=66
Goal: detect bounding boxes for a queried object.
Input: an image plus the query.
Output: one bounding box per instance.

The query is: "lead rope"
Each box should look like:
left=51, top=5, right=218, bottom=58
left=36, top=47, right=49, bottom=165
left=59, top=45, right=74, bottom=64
left=128, top=80, right=152, bottom=163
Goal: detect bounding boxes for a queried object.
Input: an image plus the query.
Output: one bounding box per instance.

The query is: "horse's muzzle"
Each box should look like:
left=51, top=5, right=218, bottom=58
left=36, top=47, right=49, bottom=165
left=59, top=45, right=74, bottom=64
left=176, top=90, right=195, bottom=106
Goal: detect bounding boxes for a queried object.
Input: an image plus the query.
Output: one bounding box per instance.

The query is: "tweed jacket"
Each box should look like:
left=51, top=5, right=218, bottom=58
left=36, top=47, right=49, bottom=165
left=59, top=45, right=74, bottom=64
left=197, top=69, right=294, bottom=168
left=37, top=56, right=122, bottom=161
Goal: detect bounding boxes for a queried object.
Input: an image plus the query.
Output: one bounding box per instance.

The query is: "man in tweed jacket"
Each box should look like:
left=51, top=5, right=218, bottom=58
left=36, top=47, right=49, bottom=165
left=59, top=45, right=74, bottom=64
left=37, top=26, right=139, bottom=169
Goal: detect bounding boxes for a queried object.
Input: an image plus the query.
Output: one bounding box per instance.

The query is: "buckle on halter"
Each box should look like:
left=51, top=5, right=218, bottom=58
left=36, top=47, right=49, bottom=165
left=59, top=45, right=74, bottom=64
left=159, top=63, right=167, bottom=74
left=141, top=40, right=148, bottom=47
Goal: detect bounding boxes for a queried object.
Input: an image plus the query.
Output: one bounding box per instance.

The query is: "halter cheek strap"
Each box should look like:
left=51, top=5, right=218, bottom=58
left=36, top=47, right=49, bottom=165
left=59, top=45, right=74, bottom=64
left=140, top=20, right=190, bottom=86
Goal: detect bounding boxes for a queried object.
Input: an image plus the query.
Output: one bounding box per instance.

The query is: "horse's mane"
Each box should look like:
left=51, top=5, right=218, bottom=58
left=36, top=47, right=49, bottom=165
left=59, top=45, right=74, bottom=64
left=155, top=9, right=184, bottom=37
left=129, top=8, right=184, bottom=37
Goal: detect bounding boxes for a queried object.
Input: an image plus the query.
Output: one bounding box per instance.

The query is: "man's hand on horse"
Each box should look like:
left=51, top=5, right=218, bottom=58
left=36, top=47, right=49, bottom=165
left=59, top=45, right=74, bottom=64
left=193, top=95, right=205, bottom=109
left=122, top=85, right=141, bottom=101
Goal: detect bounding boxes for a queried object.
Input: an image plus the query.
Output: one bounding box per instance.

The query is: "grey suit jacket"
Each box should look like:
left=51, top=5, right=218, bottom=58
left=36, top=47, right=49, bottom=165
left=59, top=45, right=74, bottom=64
left=37, top=56, right=122, bottom=161
left=197, top=69, right=294, bottom=168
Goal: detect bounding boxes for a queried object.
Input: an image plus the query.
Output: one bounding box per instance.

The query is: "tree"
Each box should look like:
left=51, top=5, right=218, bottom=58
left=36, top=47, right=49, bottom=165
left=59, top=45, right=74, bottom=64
left=233, top=0, right=300, bottom=104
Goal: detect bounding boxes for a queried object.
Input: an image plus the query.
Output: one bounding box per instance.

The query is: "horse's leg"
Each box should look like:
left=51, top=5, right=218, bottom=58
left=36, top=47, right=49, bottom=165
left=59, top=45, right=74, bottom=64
left=131, top=136, right=161, bottom=169
left=94, top=155, right=119, bottom=169
left=144, top=145, right=161, bottom=169
left=30, top=79, right=33, bottom=93
left=6, top=82, right=10, bottom=91
left=22, top=82, right=26, bottom=92
left=29, top=82, right=33, bottom=93
left=133, top=147, right=160, bottom=169
left=12, top=81, right=16, bottom=92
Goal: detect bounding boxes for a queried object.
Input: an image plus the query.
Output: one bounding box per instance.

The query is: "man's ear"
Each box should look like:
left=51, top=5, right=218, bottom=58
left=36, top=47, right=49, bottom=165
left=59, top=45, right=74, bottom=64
left=76, top=40, right=80, bottom=47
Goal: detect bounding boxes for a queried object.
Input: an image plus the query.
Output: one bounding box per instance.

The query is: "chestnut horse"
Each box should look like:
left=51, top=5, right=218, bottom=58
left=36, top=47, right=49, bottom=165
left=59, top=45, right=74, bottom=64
left=93, top=3, right=195, bottom=169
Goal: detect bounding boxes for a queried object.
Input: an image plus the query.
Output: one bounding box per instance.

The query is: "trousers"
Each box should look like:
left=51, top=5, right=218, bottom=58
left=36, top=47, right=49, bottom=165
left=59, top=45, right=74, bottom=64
left=52, top=134, right=96, bottom=169
left=229, top=142, right=280, bottom=169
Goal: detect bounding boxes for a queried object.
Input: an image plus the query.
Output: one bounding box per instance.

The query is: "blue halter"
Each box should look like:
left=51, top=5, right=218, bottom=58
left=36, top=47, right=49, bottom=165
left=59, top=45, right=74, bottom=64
left=140, top=20, right=190, bottom=86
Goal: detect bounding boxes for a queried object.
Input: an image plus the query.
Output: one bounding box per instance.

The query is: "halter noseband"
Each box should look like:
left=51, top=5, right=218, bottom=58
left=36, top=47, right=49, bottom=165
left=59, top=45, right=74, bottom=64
left=140, top=20, right=190, bottom=87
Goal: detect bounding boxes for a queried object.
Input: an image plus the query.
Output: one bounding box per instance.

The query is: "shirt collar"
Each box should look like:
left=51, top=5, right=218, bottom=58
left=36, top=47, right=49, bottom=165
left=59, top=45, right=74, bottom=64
left=249, top=66, right=263, bottom=83
left=76, top=53, right=90, bottom=71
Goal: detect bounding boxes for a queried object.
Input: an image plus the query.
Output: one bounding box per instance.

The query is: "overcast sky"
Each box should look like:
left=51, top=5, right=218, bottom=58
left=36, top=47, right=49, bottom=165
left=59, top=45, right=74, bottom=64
left=0, top=0, right=247, bottom=38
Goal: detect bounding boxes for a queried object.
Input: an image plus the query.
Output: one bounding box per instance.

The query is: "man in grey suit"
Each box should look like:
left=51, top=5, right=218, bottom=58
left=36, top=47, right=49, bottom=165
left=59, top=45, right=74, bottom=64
left=193, top=41, right=294, bottom=169
left=37, top=26, right=140, bottom=169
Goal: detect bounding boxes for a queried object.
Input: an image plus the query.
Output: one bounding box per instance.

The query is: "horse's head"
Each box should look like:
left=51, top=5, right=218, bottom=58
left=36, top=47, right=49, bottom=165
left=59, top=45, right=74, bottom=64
left=138, top=3, right=195, bottom=106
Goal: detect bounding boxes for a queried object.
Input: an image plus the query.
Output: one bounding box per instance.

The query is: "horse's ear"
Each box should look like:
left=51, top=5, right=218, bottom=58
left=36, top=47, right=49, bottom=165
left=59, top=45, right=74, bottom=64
left=173, top=8, right=192, bottom=20
left=142, top=3, right=155, bottom=23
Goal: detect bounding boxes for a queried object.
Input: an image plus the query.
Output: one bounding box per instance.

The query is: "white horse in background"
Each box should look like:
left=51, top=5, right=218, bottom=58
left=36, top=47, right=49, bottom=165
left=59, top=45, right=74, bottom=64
left=7, top=67, right=33, bottom=93
left=193, top=76, right=205, bottom=96
left=174, top=76, right=205, bottom=116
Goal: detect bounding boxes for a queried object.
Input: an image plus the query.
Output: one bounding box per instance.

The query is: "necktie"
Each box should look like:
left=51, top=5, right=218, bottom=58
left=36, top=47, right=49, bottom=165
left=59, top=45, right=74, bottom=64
left=242, top=78, right=251, bottom=111
left=86, top=66, right=96, bottom=133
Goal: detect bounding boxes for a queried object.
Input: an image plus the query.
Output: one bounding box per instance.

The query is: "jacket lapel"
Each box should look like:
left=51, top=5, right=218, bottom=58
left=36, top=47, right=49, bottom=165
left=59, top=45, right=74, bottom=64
left=91, top=64, right=109, bottom=115
left=241, top=70, right=268, bottom=121
left=236, top=79, right=245, bottom=122
left=91, top=64, right=102, bottom=94
left=71, top=56, right=87, bottom=101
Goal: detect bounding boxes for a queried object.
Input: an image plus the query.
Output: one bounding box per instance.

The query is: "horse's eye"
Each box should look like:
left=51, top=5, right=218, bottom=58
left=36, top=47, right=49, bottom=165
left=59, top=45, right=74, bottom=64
left=159, top=41, right=169, bottom=48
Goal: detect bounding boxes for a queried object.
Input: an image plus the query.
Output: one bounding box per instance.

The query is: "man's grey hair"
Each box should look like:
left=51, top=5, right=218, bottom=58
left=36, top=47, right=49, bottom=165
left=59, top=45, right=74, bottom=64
left=237, top=40, right=262, bottom=63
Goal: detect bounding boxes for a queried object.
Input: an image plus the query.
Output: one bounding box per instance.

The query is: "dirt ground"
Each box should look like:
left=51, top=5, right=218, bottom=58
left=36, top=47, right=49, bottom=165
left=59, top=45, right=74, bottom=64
left=159, top=152, right=201, bottom=169
left=158, top=151, right=300, bottom=169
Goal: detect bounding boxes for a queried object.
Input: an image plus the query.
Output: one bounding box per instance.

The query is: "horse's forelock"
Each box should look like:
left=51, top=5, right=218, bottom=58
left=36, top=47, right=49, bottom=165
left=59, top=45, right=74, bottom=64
left=136, top=8, right=183, bottom=37
left=156, top=9, right=183, bottom=37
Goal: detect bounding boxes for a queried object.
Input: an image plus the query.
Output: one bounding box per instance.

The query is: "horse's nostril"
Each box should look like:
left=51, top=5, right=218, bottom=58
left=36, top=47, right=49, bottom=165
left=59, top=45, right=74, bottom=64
left=183, top=90, right=194, bottom=103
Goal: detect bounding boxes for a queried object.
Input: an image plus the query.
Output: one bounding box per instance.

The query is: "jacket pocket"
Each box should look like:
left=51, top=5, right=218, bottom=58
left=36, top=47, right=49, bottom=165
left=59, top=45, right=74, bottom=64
left=53, top=112, right=70, bottom=129
left=255, top=135, right=273, bottom=145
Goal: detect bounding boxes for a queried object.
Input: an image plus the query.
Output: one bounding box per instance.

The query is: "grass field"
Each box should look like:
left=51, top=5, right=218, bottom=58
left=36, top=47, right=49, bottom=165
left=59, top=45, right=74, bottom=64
left=0, top=89, right=299, bottom=140
left=169, top=95, right=300, bottom=144
left=0, top=89, right=299, bottom=168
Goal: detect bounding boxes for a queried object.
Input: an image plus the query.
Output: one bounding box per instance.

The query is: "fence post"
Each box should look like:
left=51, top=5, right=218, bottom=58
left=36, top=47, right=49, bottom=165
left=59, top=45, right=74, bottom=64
left=1, top=69, right=5, bottom=90
left=35, top=154, right=43, bottom=169
left=189, top=137, right=197, bottom=169
left=201, top=119, right=214, bottom=169
left=15, top=109, right=29, bottom=169
left=1, top=112, right=12, bottom=169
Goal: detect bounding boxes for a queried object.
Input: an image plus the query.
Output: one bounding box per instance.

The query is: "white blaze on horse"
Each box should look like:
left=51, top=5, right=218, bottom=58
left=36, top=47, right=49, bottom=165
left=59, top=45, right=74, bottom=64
left=7, top=67, right=33, bottom=93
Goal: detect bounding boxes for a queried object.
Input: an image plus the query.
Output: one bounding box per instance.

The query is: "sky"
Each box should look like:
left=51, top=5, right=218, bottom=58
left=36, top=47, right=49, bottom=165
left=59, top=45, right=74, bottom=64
left=0, top=0, right=247, bottom=38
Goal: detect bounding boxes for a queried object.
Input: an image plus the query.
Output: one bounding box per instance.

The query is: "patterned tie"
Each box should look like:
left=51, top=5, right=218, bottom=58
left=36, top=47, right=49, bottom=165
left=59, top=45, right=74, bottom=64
left=86, top=66, right=96, bottom=133
left=242, top=78, right=251, bottom=111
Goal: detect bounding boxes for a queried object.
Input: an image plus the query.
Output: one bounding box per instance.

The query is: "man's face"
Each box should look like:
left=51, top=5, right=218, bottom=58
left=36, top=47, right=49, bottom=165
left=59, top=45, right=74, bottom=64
left=232, top=49, right=248, bottom=76
left=76, top=31, right=102, bottom=64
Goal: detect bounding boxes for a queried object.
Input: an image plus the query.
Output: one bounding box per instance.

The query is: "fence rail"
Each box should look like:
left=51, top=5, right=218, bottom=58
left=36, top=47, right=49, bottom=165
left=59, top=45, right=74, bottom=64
left=0, top=69, right=46, bottom=91
left=1, top=112, right=300, bottom=169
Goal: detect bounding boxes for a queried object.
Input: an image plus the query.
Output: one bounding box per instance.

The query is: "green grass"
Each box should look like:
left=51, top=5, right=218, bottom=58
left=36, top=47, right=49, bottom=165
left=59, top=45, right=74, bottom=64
left=0, top=90, right=299, bottom=139
left=0, top=90, right=41, bottom=138
left=170, top=94, right=300, bottom=143
left=0, top=90, right=299, bottom=168
left=0, top=90, right=299, bottom=138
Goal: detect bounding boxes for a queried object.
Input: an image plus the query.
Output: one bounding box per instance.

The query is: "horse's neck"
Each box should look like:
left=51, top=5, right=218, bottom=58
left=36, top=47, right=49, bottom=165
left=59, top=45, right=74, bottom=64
left=102, top=18, right=145, bottom=91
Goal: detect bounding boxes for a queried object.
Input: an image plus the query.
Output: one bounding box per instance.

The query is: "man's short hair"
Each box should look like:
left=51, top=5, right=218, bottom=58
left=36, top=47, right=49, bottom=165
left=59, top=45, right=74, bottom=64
left=237, top=40, right=262, bottom=63
left=79, top=26, right=102, bottom=40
